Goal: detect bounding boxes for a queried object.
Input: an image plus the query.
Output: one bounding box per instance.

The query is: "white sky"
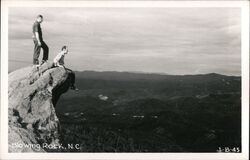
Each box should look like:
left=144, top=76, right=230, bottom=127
left=8, top=7, right=241, bottom=75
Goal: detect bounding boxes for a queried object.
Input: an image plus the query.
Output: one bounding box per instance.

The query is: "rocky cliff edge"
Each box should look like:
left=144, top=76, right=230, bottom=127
left=8, top=62, right=72, bottom=152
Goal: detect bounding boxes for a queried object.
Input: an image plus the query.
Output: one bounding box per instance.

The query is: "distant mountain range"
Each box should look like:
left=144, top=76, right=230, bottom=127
left=75, top=70, right=240, bottom=81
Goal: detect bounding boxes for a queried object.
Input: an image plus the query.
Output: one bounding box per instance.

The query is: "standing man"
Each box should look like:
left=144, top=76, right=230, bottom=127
left=32, top=15, right=49, bottom=65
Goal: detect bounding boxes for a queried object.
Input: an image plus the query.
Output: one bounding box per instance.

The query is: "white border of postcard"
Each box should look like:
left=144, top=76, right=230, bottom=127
left=1, top=1, right=249, bottom=160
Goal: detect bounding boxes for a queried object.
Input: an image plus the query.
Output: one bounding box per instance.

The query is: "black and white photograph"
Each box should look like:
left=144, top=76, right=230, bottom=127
left=1, top=0, right=249, bottom=160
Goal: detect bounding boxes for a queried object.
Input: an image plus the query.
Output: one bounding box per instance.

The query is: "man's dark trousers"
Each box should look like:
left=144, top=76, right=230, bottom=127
left=33, top=39, right=49, bottom=65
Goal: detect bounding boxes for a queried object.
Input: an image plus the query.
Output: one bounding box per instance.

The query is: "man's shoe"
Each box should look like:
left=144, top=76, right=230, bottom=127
left=40, top=60, right=47, bottom=65
left=33, top=60, right=39, bottom=65
left=33, top=64, right=40, bottom=70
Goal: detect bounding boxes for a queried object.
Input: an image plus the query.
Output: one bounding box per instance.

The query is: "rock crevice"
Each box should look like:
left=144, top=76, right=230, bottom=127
left=8, top=62, right=72, bottom=152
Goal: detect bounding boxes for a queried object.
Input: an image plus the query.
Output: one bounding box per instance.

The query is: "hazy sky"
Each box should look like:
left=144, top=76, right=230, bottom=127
left=9, top=7, right=241, bottom=75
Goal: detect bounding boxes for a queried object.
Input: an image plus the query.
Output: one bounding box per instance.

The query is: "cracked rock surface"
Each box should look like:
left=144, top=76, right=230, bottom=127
left=8, top=62, right=72, bottom=152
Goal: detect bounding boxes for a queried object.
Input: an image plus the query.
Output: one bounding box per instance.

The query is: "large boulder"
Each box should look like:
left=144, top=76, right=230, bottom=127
left=8, top=62, right=72, bottom=152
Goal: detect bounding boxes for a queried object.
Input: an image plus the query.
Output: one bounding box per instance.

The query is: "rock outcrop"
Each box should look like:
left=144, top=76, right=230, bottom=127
left=8, top=62, right=72, bottom=152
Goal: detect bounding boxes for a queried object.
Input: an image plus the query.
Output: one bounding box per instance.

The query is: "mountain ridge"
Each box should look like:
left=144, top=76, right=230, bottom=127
left=74, top=70, right=240, bottom=82
left=76, top=70, right=240, bottom=77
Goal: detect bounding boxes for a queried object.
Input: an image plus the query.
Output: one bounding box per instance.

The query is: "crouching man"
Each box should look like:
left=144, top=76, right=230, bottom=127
left=53, top=46, right=78, bottom=91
